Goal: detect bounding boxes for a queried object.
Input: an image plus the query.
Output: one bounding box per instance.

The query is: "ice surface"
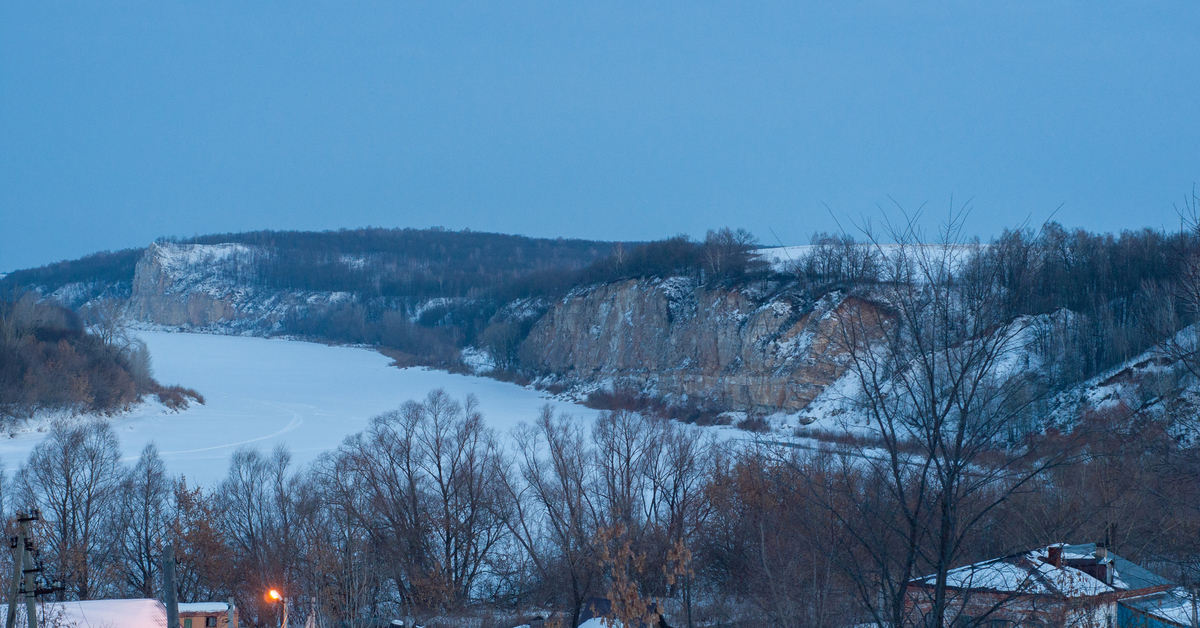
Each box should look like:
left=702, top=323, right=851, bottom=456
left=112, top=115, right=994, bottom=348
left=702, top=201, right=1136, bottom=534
left=0, top=331, right=601, bottom=488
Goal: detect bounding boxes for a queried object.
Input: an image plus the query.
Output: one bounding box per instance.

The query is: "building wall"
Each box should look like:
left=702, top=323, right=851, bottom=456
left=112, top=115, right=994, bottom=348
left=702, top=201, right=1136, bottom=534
left=1118, top=604, right=1186, bottom=628
left=180, top=609, right=237, bottom=628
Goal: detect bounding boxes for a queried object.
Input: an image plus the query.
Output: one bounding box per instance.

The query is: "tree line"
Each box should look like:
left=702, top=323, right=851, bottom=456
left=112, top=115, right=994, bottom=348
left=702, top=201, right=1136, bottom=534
left=5, top=389, right=1200, bottom=628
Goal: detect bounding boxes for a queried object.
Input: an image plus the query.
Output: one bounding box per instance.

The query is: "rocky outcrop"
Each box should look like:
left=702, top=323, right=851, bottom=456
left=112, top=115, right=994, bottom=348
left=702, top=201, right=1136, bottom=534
left=129, top=242, right=351, bottom=331
left=519, top=277, right=870, bottom=413
left=130, top=243, right=252, bottom=327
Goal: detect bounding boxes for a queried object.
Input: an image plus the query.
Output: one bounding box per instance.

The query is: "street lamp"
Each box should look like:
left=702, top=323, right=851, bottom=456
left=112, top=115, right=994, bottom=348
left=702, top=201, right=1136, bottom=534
left=267, top=589, right=288, bottom=628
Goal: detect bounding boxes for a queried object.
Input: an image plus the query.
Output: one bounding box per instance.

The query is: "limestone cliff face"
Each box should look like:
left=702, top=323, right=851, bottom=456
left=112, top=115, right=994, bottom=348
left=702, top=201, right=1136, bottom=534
left=519, top=277, right=861, bottom=413
left=131, top=243, right=246, bottom=326
left=129, top=242, right=350, bottom=331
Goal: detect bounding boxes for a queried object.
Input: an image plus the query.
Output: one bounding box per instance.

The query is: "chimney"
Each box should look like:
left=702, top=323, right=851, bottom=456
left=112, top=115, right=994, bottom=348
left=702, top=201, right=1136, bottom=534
left=1048, top=545, right=1063, bottom=568
left=1096, top=546, right=1108, bottom=559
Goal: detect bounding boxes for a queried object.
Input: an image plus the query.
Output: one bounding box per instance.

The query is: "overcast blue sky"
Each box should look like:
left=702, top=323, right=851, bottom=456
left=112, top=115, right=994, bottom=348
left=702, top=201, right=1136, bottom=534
left=2, top=1, right=1198, bottom=271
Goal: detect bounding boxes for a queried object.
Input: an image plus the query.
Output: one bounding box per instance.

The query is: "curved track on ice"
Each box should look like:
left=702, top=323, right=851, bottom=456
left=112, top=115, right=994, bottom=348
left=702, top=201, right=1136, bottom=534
left=0, top=331, right=600, bottom=487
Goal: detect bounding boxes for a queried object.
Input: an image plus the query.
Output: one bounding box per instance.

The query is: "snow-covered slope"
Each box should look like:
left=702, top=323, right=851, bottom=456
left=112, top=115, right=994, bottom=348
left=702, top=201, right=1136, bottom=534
left=0, top=331, right=602, bottom=487
left=792, top=310, right=1083, bottom=435
left=1041, top=325, right=1200, bottom=438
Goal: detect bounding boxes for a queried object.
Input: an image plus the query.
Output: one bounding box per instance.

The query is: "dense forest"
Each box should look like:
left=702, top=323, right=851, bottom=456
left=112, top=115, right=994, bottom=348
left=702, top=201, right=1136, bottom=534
left=0, top=248, right=143, bottom=308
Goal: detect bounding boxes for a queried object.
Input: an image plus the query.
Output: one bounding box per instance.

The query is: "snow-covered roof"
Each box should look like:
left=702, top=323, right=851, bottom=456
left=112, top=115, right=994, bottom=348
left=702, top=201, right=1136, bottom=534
left=1122, top=587, right=1198, bottom=626
left=914, top=543, right=1172, bottom=598
left=0, top=598, right=167, bottom=628
left=180, top=601, right=231, bottom=613
left=1060, top=543, right=1173, bottom=591
left=917, top=553, right=1113, bottom=597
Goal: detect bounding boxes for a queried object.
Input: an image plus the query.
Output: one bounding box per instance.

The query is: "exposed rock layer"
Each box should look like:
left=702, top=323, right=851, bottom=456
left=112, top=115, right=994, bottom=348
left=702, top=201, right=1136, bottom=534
left=519, top=277, right=861, bottom=413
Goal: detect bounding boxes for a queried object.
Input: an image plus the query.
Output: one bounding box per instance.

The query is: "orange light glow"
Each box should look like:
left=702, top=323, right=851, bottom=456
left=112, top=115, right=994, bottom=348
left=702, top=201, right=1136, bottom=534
left=268, top=589, right=282, bottom=601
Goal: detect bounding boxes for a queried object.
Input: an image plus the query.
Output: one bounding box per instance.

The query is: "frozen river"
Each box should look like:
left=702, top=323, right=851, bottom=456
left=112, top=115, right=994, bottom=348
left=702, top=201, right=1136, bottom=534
left=0, top=331, right=600, bottom=487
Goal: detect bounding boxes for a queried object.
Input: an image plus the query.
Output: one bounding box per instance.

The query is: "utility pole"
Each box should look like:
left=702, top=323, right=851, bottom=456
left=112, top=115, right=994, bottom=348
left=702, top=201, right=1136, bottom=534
left=4, top=512, right=62, bottom=628
left=6, top=512, right=40, bottom=628
left=21, top=539, right=36, bottom=628
left=162, top=544, right=179, bottom=628
left=227, top=596, right=236, bottom=628
left=4, top=515, right=26, bottom=628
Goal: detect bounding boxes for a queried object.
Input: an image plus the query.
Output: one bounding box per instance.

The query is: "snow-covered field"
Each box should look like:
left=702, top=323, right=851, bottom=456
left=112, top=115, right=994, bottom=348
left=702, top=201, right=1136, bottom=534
left=0, top=331, right=601, bottom=487
left=755, top=243, right=984, bottom=271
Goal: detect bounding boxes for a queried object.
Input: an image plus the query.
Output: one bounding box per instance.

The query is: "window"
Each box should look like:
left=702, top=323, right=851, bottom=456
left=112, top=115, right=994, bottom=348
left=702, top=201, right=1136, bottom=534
left=206, top=618, right=218, bottom=627
left=184, top=620, right=192, bottom=628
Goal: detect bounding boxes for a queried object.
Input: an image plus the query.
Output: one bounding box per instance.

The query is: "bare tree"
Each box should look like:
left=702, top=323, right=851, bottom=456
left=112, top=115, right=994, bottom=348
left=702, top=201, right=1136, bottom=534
left=701, top=228, right=762, bottom=282
left=593, top=410, right=656, bottom=534
left=799, top=232, right=883, bottom=287
left=814, top=211, right=1069, bottom=627
left=171, top=479, right=233, bottom=605
left=16, top=420, right=125, bottom=599
left=413, top=390, right=507, bottom=608
left=289, top=472, right=384, bottom=628
left=644, top=420, right=714, bottom=628
left=218, top=445, right=299, bottom=626
left=118, top=443, right=172, bottom=597
left=501, top=406, right=600, bottom=628
left=322, top=398, right=428, bottom=616
left=320, top=389, right=507, bottom=616
left=80, top=298, right=132, bottom=353
left=1150, top=188, right=1200, bottom=382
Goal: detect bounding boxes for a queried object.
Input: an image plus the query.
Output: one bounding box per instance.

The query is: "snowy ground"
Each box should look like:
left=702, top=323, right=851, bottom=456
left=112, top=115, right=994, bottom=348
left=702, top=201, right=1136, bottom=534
left=0, top=331, right=602, bottom=488
left=755, top=244, right=983, bottom=272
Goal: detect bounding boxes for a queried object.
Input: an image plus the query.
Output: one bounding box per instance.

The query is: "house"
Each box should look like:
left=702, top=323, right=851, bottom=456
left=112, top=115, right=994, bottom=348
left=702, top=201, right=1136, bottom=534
left=180, top=601, right=238, bottom=628
left=905, top=543, right=1175, bottom=627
